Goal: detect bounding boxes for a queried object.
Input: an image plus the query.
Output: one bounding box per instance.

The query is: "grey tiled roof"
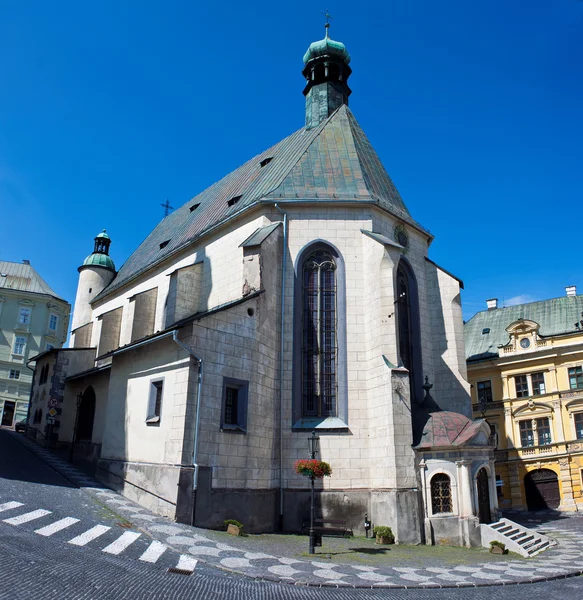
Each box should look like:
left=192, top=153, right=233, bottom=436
left=0, top=261, right=65, bottom=300
left=95, top=105, right=427, bottom=302
left=464, top=294, right=583, bottom=362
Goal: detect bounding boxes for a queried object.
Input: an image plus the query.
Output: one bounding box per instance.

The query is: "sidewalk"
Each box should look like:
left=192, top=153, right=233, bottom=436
left=10, top=430, right=583, bottom=589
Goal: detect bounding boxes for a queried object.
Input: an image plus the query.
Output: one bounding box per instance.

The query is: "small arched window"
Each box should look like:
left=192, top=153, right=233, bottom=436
left=430, top=473, right=453, bottom=514
left=302, top=249, right=337, bottom=417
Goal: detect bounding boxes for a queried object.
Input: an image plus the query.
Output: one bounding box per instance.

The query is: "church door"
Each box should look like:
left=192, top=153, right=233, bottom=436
left=524, top=469, right=560, bottom=511
left=76, top=387, right=96, bottom=442
left=476, top=468, right=492, bottom=524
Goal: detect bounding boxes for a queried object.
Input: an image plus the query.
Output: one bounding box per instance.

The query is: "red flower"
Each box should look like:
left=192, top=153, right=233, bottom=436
left=294, top=459, right=332, bottom=478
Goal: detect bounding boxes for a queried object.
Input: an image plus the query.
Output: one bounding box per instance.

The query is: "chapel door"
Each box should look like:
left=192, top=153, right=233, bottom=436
left=476, top=468, right=492, bottom=524
left=524, top=469, right=560, bottom=511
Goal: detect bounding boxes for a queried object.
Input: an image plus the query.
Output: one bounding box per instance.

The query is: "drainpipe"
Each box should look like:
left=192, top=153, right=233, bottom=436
left=171, top=330, right=203, bottom=524
left=274, top=203, right=288, bottom=531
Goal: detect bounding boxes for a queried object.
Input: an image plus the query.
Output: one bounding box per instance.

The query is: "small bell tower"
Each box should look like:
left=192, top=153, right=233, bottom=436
left=302, top=16, right=352, bottom=129
left=70, top=230, right=116, bottom=336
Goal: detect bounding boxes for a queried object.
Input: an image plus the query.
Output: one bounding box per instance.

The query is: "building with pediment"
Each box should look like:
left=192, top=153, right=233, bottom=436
left=28, top=27, right=496, bottom=546
left=466, top=288, right=583, bottom=512
left=0, top=260, right=70, bottom=428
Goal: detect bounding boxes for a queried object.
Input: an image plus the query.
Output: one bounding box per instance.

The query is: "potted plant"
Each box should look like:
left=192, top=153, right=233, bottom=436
left=224, top=519, right=244, bottom=536
left=489, top=540, right=507, bottom=554
left=373, top=525, right=395, bottom=545
left=294, top=459, right=332, bottom=479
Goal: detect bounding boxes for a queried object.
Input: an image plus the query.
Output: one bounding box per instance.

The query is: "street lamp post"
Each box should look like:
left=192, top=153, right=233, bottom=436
left=308, top=430, right=319, bottom=555
left=69, top=392, right=83, bottom=463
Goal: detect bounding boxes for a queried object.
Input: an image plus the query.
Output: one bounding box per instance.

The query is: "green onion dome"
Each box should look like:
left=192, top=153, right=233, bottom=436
left=303, top=35, right=351, bottom=65
left=82, top=252, right=115, bottom=271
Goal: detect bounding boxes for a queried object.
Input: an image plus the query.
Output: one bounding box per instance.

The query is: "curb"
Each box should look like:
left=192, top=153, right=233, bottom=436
left=7, top=430, right=583, bottom=589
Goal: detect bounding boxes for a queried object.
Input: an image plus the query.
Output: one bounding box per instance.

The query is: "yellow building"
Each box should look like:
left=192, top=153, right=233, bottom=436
left=465, top=288, right=583, bottom=512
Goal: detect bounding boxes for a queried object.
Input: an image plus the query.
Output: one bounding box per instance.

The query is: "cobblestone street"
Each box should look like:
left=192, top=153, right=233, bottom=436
left=2, top=428, right=583, bottom=598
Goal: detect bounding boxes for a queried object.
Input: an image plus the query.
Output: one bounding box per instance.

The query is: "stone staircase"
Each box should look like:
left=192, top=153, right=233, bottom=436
left=481, top=518, right=557, bottom=558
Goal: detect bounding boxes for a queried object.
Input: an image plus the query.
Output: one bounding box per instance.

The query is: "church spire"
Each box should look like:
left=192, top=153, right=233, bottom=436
left=302, top=17, right=352, bottom=129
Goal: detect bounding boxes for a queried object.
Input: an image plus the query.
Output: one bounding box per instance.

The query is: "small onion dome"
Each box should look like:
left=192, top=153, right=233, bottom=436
left=303, top=35, right=351, bottom=65
left=95, top=229, right=110, bottom=240
left=82, top=252, right=115, bottom=271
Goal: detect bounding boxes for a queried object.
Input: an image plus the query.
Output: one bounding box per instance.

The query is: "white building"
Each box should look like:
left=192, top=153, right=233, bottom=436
left=0, top=260, right=69, bottom=429
left=30, top=29, right=495, bottom=546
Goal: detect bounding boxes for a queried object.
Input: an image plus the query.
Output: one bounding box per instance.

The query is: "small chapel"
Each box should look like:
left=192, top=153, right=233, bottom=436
left=29, top=25, right=496, bottom=546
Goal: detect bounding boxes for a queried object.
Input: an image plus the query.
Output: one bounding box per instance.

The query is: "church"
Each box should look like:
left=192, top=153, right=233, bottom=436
left=29, top=26, right=496, bottom=546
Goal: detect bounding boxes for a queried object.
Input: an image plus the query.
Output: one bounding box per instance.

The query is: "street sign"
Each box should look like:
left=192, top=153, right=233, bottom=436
left=48, top=407, right=58, bottom=417
left=46, top=417, right=55, bottom=425
left=48, top=398, right=59, bottom=409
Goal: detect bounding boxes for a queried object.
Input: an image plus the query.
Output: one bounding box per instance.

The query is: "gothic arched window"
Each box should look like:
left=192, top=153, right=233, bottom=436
left=302, top=250, right=337, bottom=417
left=430, top=473, right=453, bottom=514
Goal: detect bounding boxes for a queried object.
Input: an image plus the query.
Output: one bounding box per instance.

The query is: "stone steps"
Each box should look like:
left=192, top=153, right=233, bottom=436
left=481, top=518, right=557, bottom=558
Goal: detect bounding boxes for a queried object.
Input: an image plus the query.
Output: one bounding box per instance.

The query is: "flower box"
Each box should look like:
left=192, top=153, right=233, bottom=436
left=294, top=459, right=332, bottom=479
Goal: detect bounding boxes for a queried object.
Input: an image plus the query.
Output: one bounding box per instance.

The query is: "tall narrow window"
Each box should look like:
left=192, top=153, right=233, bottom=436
left=575, top=413, right=583, bottom=440
left=569, top=366, right=583, bottom=390
left=19, top=308, right=31, bottom=325
left=13, top=336, right=26, bottom=355
left=519, top=420, right=534, bottom=447
left=536, top=417, right=552, bottom=445
left=48, top=314, right=58, bottom=331
left=477, top=380, right=493, bottom=403
left=430, top=474, right=452, bottom=514
left=146, top=380, right=163, bottom=424
left=302, top=250, right=337, bottom=417
left=531, top=372, right=546, bottom=395
left=515, top=375, right=529, bottom=398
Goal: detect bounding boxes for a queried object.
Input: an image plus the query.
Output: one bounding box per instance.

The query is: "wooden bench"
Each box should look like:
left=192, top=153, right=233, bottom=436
left=301, top=518, right=351, bottom=538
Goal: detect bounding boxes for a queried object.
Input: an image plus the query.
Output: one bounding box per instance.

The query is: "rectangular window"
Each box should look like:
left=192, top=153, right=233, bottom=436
left=221, top=378, right=248, bottom=432
left=45, top=344, right=54, bottom=351
left=146, top=380, right=163, bottom=424
left=9, top=370, right=20, bottom=380
left=489, top=422, right=498, bottom=449
left=477, top=380, right=493, bottom=403
left=575, top=413, right=583, bottom=440
left=569, top=366, right=583, bottom=390
left=13, top=336, right=26, bottom=355
left=531, top=372, right=546, bottom=396
left=495, top=474, right=503, bottom=499
left=519, top=420, right=534, bottom=447
left=515, top=375, right=529, bottom=398
left=48, top=314, right=58, bottom=330
left=18, top=308, right=31, bottom=325
left=536, top=417, right=552, bottom=445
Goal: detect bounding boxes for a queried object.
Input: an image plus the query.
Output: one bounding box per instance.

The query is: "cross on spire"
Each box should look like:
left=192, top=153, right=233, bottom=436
left=161, top=199, right=174, bottom=217
left=321, top=10, right=333, bottom=37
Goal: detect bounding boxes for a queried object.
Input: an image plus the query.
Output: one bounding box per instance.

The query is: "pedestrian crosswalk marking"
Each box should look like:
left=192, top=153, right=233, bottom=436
left=35, top=517, right=80, bottom=536
left=3, top=509, right=51, bottom=525
left=139, top=540, right=167, bottom=563
left=69, top=524, right=111, bottom=546
left=0, top=501, right=24, bottom=513
left=1, top=497, right=197, bottom=573
left=102, top=531, right=141, bottom=555
left=176, top=555, right=198, bottom=572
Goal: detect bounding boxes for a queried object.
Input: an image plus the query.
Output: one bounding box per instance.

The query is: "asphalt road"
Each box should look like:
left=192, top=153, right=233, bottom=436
left=1, top=428, right=583, bottom=599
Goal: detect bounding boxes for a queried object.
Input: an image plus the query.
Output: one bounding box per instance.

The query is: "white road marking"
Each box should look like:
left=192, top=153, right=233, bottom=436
left=35, top=517, right=80, bottom=536
left=0, top=501, right=24, bottom=513
left=69, top=524, right=111, bottom=546
left=3, top=509, right=51, bottom=525
left=139, top=540, right=167, bottom=563
left=176, top=555, right=198, bottom=572
left=102, top=531, right=141, bottom=555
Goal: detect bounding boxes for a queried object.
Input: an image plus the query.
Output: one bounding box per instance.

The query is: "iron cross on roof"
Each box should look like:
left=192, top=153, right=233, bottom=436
left=322, top=10, right=333, bottom=36
left=161, top=199, right=174, bottom=217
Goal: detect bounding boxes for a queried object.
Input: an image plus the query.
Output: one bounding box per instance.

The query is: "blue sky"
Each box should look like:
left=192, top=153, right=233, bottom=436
left=0, top=1, right=581, bottom=320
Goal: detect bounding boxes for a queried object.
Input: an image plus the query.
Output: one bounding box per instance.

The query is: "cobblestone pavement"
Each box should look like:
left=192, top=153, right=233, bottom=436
left=7, top=430, right=583, bottom=590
